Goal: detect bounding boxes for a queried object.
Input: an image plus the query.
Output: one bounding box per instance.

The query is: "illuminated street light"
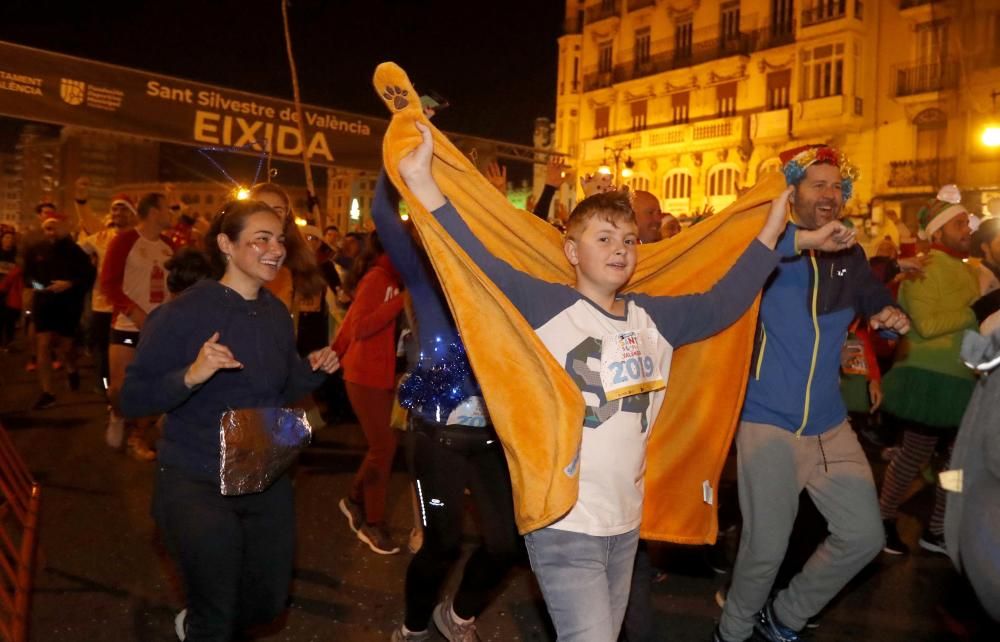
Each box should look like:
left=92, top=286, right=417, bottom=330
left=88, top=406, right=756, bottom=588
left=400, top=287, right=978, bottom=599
left=235, top=187, right=251, bottom=200
left=983, top=125, right=1000, bottom=148
left=600, top=142, right=633, bottom=181
left=984, top=90, right=1000, bottom=149
left=294, top=216, right=307, bottom=226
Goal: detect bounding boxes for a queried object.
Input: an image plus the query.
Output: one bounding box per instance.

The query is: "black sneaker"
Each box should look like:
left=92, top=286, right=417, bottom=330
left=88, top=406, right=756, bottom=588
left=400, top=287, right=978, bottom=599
left=67, top=370, right=80, bottom=391
left=716, top=587, right=820, bottom=631
left=883, top=520, right=909, bottom=555
left=754, top=599, right=799, bottom=642
left=31, top=392, right=56, bottom=410
left=918, top=529, right=947, bottom=555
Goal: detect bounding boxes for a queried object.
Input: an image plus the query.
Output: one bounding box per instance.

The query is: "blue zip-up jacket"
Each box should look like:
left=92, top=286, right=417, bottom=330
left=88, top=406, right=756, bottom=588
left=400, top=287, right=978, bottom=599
left=121, top=279, right=327, bottom=481
left=742, top=222, right=897, bottom=436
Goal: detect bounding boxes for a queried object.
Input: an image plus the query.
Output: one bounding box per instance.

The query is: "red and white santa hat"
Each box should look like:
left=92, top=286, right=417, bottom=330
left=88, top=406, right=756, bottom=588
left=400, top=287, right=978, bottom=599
left=110, top=193, right=137, bottom=216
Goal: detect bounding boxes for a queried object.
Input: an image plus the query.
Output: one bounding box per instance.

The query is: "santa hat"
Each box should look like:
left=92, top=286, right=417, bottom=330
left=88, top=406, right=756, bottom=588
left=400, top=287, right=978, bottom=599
left=110, top=193, right=137, bottom=216
left=918, top=185, right=968, bottom=240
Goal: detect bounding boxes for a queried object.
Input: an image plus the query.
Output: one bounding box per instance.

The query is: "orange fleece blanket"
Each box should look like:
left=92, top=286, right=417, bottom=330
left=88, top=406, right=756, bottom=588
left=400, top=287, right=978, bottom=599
left=373, top=63, right=783, bottom=543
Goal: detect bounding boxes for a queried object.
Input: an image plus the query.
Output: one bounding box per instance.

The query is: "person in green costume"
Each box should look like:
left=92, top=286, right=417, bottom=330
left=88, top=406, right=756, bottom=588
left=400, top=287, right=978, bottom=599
left=879, top=185, right=979, bottom=556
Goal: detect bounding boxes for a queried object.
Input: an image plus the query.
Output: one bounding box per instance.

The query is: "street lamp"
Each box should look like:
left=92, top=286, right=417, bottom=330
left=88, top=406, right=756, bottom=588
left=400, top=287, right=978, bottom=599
left=982, top=89, right=1000, bottom=149
left=598, top=142, right=635, bottom=180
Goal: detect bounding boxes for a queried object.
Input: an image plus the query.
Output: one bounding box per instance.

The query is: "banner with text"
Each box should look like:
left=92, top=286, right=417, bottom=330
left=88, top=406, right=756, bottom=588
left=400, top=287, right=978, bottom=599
left=0, top=40, right=387, bottom=169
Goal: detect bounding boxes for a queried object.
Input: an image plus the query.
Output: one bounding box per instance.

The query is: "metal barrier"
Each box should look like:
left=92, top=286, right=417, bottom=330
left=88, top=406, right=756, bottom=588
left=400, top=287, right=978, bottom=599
left=0, top=423, right=40, bottom=642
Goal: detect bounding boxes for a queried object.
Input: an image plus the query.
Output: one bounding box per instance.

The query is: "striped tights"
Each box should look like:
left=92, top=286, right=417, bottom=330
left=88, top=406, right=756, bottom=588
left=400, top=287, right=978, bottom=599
left=878, top=425, right=953, bottom=535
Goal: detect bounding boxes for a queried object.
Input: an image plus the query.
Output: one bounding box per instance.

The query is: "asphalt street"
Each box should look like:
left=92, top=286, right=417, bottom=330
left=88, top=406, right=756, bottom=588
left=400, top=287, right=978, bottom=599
left=1, top=339, right=996, bottom=641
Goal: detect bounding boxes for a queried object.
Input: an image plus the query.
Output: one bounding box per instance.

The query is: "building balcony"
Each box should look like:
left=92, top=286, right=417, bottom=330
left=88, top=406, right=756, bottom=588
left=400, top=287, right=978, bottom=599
left=894, top=61, right=957, bottom=97
left=899, top=0, right=942, bottom=9
left=753, top=21, right=796, bottom=50
left=604, top=33, right=754, bottom=87
left=627, top=0, right=655, bottom=11
left=798, top=95, right=846, bottom=121
left=887, top=158, right=956, bottom=188
left=801, top=0, right=847, bottom=27
left=582, top=116, right=745, bottom=161
left=585, top=0, right=621, bottom=25
left=751, top=108, right=791, bottom=140
left=582, top=70, right=615, bottom=91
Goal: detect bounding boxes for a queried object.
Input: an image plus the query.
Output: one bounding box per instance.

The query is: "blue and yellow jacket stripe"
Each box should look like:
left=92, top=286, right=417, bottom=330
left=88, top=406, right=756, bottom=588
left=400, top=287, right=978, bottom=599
left=742, top=222, right=897, bottom=436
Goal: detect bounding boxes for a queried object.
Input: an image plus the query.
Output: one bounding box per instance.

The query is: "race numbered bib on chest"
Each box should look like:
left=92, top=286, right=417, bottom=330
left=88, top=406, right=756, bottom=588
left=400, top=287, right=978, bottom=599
left=599, top=329, right=666, bottom=401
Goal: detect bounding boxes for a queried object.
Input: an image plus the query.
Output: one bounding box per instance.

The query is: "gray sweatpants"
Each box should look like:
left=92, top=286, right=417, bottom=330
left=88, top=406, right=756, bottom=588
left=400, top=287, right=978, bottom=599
left=719, top=420, right=884, bottom=641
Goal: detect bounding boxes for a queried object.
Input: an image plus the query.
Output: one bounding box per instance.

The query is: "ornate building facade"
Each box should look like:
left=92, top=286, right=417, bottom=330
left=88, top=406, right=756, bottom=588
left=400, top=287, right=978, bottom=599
left=554, top=0, right=1000, bottom=235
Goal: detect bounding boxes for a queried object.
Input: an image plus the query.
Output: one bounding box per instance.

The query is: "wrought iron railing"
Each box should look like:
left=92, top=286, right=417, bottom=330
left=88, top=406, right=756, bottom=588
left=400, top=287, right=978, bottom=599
left=894, top=61, right=958, bottom=96
left=585, top=0, right=621, bottom=25
left=802, top=0, right=847, bottom=27
left=887, top=158, right=956, bottom=188
left=627, top=0, right=656, bottom=11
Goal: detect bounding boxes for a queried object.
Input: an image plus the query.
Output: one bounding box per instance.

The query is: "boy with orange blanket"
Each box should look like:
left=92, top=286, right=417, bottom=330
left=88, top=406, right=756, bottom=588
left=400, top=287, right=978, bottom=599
left=397, top=122, right=855, bottom=640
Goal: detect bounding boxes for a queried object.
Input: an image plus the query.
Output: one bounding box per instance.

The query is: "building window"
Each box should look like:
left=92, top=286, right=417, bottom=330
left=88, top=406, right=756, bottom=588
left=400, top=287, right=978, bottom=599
left=914, top=108, right=947, bottom=161
left=672, top=91, right=690, bottom=124
left=572, top=57, right=580, bottom=91
left=707, top=165, right=739, bottom=196
left=916, top=19, right=949, bottom=65
left=630, top=100, right=648, bottom=131
left=675, top=15, right=693, bottom=61
left=716, top=82, right=737, bottom=117
left=635, top=27, right=651, bottom=67
left=664, top=171, right=692, bottom=200
left=627, top=176, right=650, bottom=193
left=720, top=0, right=741, bottom=43
left=598, top=42, right=613, bottom=74
left=801, top=43, right=845, bottom=100
left=766, top=69, right=791, bottom=109
left=772, top=0, right=795, bottom=35
left=595, top=106, right=610, bottom=138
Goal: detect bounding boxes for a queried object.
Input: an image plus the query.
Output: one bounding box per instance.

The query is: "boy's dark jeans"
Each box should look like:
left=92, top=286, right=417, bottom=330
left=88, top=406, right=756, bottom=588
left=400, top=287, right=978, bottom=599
left=153, top=465, right=295, bottom=641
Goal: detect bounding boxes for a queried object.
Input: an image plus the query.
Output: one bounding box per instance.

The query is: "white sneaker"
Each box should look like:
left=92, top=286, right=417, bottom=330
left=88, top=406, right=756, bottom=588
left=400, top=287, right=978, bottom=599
left=432, top=598, right=480, bottom=641
left=174, top=609, right=187, bottom=640
left=390, top=624, right=430, bottom=641
left=105, top=411, right=125, bottom=449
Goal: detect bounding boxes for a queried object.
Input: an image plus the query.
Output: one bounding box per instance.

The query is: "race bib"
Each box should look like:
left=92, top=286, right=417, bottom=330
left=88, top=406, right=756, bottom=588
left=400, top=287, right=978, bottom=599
left=446, top=396, right=489, bottom=427
left=599, top=329, right=666, bottom=401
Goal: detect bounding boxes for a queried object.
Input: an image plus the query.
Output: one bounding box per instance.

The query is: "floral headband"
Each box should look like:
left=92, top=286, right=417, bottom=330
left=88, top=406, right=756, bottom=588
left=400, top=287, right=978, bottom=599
left=781, top=145, right=860, bottom=202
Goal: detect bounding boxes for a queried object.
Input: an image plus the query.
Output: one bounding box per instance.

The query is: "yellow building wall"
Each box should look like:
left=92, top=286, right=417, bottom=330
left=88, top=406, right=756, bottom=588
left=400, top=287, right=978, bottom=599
left=555, top=0, right=1000, bottom=234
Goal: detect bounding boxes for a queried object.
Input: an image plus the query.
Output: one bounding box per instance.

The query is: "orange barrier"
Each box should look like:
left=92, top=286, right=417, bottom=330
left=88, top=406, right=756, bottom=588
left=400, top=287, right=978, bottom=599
left=0, top=424, right=40, bottom=642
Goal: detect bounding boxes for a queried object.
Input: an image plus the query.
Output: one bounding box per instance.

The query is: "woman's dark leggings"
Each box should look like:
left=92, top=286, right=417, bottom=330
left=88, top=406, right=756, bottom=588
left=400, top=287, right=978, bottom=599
left=153, top=466, right=295, bottom=642
left=404, top=419, right=520, bottom=631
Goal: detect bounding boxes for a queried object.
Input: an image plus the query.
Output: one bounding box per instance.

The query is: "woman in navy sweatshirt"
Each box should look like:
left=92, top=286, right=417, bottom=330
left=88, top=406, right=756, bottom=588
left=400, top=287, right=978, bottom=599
left=121, top=199, right=339, bottom=641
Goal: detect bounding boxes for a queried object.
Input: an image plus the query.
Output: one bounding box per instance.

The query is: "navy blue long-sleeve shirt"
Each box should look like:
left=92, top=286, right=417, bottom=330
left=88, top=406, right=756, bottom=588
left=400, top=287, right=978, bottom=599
left=371, top=174, right=483, bottom=425
left=121, top=279, right=326, bottom=481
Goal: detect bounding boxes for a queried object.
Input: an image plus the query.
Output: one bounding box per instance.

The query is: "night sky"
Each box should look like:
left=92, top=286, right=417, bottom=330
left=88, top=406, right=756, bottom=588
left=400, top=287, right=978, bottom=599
left=0, top=0, right=564, bottom=152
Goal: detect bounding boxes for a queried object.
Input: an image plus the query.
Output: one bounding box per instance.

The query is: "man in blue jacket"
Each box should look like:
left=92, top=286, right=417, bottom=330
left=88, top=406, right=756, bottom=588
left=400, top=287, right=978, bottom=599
left=715, top=146, right=911, bottom=642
